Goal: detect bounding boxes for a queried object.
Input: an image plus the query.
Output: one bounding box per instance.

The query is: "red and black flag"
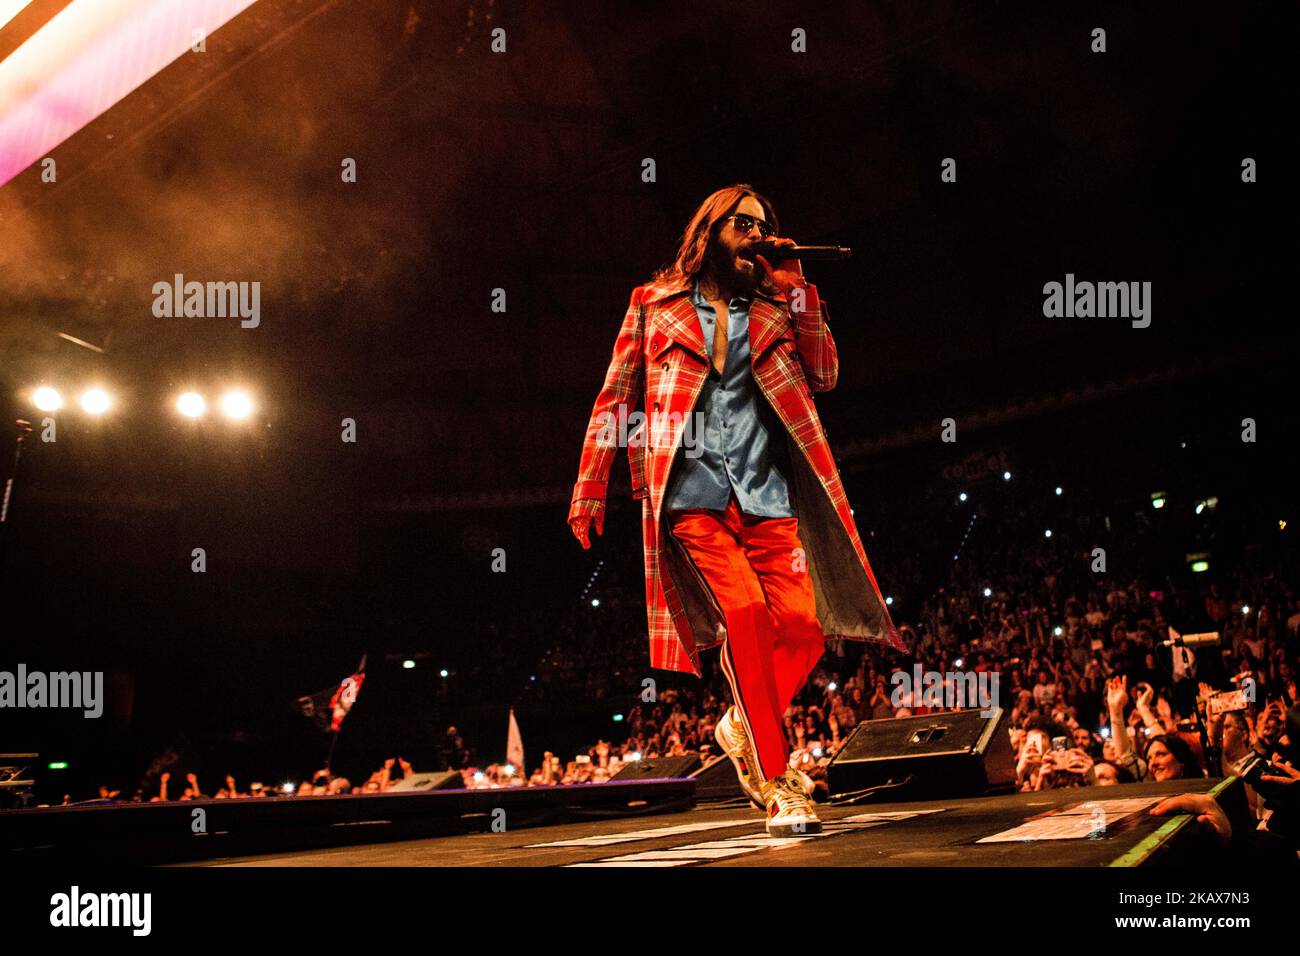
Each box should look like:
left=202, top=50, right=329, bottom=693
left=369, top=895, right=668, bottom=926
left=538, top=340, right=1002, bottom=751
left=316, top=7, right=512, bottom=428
left=297, top=659, right=366, bottom=733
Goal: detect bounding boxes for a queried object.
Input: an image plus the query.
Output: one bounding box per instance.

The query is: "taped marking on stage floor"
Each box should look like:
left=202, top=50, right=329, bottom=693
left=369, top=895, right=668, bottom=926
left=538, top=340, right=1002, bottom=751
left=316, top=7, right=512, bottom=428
left=524, top=818, right=757, bottom=848
left=562, top=809, right=945, bottom=867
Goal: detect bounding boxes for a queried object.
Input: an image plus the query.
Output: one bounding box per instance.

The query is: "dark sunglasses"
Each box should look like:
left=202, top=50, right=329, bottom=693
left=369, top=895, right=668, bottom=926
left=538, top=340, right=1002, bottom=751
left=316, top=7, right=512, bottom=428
left=724, top=212, right=775, bottom=239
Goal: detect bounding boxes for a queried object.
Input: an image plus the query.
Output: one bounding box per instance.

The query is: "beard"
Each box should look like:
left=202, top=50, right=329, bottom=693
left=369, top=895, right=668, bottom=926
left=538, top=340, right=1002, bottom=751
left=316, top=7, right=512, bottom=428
left=707, top=239, right=760, bottom=294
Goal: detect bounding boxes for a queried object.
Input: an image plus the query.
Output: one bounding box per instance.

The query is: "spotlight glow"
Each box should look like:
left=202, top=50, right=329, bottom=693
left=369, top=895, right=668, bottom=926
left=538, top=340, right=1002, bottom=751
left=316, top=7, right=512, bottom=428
left=959, top=492, right=967, bottom=502
left=176, top=392, right=206, bottom=418
left=1002, top=471, right=1011, bottom=481
left=1055, top=486, right=1063, bottom=496
left=219, top=389, right=254, bottom=420
left=32, top=386, right=63, bottom=411
left=402, top=659, right=415, bottom=670
left=983, top=587, right=992, bottom=597
left=79, top=388, right=110, bottom=415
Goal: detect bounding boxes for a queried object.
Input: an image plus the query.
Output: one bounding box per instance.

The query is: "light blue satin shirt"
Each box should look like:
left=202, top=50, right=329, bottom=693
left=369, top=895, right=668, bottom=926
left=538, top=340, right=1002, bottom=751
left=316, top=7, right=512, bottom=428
left=663, top=281, right=793, bottom=518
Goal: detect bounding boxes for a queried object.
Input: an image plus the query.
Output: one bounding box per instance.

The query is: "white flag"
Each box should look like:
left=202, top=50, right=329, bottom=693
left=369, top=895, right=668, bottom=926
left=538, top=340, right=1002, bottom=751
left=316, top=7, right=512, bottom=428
left=507, top=708, right=525, bottom=772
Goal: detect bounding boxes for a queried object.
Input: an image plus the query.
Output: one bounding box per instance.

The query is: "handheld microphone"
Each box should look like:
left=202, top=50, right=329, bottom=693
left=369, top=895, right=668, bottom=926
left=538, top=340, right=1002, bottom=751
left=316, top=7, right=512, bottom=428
left=749, top=242, right=852, bottom=261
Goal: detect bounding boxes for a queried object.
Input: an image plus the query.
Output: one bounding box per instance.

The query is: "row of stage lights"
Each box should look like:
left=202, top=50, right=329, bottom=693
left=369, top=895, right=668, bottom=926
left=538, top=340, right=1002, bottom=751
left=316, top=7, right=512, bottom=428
left=29, top=386, right=256, bottom=420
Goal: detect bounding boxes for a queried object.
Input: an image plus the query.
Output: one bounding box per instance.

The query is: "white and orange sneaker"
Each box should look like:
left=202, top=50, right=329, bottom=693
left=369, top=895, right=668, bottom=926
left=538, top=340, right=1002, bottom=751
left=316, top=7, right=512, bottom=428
left=762, top=769, right=823, bottom=837
left=714, top=706, right=766, bottom=809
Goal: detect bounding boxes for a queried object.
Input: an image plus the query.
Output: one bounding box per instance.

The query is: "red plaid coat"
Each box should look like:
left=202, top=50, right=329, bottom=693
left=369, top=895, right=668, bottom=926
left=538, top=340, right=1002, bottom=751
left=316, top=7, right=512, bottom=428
left=569, top=274, right=906, bottom=676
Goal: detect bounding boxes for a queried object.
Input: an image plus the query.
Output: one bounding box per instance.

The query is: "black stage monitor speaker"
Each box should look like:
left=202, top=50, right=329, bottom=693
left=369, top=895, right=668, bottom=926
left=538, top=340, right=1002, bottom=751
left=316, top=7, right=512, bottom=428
left=689, top=755, right=748, bottom=803
left=386, top=770, right=463, bottom=792
left=611, top=754, right=702, bottom=781
left=826, top=708, right=1015, bottom=800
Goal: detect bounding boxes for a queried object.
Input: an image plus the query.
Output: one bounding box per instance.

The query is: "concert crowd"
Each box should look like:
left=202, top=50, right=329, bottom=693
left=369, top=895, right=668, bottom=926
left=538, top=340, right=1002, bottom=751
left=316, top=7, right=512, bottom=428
left=52, top=463, right=1300, bottom=857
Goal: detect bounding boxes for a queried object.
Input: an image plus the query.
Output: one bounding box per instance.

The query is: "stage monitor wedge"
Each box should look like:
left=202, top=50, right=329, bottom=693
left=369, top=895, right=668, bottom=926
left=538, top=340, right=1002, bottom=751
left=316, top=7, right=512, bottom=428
left=827, top=708, right=1015, bottom=801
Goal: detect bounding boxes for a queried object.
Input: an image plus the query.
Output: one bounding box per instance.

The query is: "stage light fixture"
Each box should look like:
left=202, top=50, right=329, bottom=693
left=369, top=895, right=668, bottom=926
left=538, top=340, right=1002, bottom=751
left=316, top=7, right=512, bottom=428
left=959, top=492, right=967, bottom=501
left=402, top=659, right=415, bottom=670
left=80, top=388, right=111, bottom=415
left=1055, top=486, right=1063, bottom=495
left=1044, top=529, right=1052, bottom=538
left=983, top=587, right=992, bottom=597
left=1002, top=471, right=1011, bottom=481
left=176, top=392, right=206, bottom=417
left=439, top=668, right=449, bottom=677
left=219, top=389, right=254, bottom=420
left=32, top=386, right=63, bottom=411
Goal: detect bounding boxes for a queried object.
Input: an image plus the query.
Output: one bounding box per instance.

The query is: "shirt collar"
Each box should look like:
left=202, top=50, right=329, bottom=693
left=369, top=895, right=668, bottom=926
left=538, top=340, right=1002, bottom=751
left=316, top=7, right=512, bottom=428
left=691, top=278, right=753, bottom=308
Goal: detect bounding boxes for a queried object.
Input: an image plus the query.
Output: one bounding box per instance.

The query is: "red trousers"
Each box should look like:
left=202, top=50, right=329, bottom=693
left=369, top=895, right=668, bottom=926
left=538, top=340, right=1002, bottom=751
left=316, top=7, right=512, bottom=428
left=669, top=494, right=825, bottom=780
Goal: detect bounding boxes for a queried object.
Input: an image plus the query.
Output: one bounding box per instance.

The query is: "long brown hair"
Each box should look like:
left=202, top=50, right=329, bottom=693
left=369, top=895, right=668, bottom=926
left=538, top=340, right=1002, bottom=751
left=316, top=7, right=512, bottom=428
left=652, top=183, right=780, bottom=295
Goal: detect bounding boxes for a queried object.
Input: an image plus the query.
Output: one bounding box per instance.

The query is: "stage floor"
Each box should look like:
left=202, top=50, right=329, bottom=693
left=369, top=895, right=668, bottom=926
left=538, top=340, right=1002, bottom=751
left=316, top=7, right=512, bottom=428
left=178, top=777, right=1231, bottom=868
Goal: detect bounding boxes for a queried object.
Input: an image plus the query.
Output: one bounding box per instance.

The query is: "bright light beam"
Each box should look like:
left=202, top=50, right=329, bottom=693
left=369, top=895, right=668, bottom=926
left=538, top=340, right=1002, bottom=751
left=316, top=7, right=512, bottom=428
left=80, top=388, right=110, bottom=415
left=219, top=389, right=253, bottom=420
left=0, top=0, right=261, bottom=188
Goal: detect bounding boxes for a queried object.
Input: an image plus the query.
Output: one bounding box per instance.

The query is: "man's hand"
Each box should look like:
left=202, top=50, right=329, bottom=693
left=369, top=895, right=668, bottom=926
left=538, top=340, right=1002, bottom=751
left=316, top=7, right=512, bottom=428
left=1062, top=748, right=1095, bottom=777
left=753, top=236, right=806, bottom=297
left=1261, top=756, right=1300, bottom=787
left=1106, top=675, right=1129, bottom=713
left=1150, top=793, right=1232, bottom=847
left=569, top=499, right=605, bottom=549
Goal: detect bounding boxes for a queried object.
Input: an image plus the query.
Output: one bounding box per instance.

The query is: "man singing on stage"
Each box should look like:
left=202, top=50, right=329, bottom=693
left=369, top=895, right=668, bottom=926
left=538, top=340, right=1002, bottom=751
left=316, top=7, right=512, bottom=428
left=568, top=184, right=905, bottom=836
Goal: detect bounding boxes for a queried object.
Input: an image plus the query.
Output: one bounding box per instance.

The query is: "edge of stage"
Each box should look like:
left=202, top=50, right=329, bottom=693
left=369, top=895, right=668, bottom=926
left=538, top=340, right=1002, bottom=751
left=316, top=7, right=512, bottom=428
left=1, top=774, right=1244, bottom=868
